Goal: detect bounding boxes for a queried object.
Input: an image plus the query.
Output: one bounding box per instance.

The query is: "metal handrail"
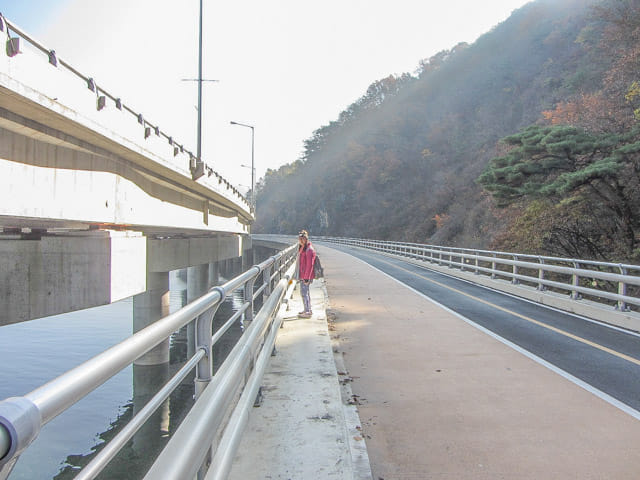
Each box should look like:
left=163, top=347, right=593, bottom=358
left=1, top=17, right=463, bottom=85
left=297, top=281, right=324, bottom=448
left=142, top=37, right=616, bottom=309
left=0, top=244, right=298, bottom=479
left=74, top=349, right=206, bottom=480
left=330, top=237, right=640, bottom=272
left=319, top=236, right=640, bottom=311
left=0, top=14, right=249, bottom=208
left=385, top=239, right=640, bottom=271
left=143, top=266, right=295, bottom=480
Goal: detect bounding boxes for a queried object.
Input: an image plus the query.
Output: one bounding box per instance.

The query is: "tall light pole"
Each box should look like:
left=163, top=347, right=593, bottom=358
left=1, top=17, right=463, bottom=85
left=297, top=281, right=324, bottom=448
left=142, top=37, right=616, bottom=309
left=182, top=1, right=220, bottom=180
left=230, top=121, right=255, bottom=211
left=192, top=0, right=205, bottom=179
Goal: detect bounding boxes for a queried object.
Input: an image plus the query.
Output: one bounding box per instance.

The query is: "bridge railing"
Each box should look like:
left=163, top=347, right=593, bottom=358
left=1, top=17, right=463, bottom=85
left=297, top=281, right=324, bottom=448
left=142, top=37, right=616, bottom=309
left=319, top=236, right=640, bottom=312
left=0, top=14, right=250, bottom=211
left=0, top=244, right=297, bottom=480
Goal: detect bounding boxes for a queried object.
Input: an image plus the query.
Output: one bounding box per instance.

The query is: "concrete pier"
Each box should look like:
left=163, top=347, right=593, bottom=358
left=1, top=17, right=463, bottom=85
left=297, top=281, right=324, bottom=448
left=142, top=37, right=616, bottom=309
left=133, top=272, right=170, bottom=365
left=187, top=264, right=210, bottom=359
left=132, top=363, right=170, bottom=464
left=209, top=261, right=219, bottom=289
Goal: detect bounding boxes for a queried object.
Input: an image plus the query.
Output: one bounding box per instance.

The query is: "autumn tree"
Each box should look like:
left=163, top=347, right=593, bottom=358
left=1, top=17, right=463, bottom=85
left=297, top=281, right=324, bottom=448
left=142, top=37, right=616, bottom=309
left=479, top=124, right=640, bottom=258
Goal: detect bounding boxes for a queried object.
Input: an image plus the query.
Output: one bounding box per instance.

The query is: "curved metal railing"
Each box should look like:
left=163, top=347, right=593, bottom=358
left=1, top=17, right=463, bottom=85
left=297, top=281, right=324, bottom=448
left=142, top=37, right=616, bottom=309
left=320, top=236, right=640, bottom=312
left=0, top=244, right=297, bottom=479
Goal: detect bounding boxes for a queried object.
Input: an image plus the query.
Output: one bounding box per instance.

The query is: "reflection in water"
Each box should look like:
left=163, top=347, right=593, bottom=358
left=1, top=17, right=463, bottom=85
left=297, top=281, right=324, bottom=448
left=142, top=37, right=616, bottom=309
left=38, top=247, right=276, bottom=480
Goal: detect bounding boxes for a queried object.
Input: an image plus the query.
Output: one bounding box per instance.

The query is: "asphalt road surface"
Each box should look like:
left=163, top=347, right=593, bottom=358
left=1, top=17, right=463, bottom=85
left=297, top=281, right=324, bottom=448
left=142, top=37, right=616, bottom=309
left=325, top=243, right=640, bottom=415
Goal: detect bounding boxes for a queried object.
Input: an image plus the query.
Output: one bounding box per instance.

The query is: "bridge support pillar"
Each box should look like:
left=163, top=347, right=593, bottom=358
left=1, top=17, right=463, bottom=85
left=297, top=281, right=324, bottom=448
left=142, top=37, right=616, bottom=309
left=242, top=247, right=251, bottom=272
left=133, top=272, right=170, bottom=365
left=187, top=264, right=210, bottom=360
left=132, top=362, right=170, bottom=460
left=209, top=261, right=219, bottom=288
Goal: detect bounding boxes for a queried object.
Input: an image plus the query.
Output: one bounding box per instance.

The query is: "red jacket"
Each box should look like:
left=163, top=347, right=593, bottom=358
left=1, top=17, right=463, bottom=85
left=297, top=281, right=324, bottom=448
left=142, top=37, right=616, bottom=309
left=298, top=242, right=316, bottom=280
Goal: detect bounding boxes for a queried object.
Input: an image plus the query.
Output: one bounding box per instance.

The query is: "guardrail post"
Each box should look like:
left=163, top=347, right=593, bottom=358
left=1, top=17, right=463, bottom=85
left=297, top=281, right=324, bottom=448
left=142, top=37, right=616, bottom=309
left=194, top=287, right=224, bottom=479
left=195, top=297, right=223, bottom=400
left=511, top=255, right=519, bottom=284
left=263, top=262, right=273, bottom=302
left=475, top=253, right=479, bottom=275
left=243, top=275, right=256, bottom=324
left=617, top=265, right=629, bottom=311
left=571, top=262, right=582, bottom=300
left=537, top=257, right=546, bottom=291
left=275, top=255, right=283, bottom=283
left=491, top=253, right=497, bottom=279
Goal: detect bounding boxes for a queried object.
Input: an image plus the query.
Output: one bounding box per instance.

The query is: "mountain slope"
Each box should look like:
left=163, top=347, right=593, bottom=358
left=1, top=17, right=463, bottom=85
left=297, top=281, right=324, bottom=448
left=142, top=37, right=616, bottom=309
left=255, top=0, right=625, bottom=254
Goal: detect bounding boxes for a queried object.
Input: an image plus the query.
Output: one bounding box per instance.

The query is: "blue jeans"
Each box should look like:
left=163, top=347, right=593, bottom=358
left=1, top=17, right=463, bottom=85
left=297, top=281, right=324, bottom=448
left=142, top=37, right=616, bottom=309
left=300, top=280, right=312, bottom=313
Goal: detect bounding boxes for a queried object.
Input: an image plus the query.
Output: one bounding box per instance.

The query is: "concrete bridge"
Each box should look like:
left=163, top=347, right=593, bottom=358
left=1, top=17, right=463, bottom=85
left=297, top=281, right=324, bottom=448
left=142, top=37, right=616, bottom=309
left=0, top=16, right=253, bottom=326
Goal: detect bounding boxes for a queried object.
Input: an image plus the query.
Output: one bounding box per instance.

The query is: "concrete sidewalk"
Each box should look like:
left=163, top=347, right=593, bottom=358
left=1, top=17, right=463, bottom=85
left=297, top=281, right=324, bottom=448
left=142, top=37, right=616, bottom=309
left=228, top=276, right=372, bottom=480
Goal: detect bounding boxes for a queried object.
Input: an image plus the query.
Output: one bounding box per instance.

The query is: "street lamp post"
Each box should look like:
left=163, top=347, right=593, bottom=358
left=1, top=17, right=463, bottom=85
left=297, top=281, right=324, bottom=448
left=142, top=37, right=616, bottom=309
left=191, top=0, right=206, bottom=179
left=230, top=121, right=255, bottom=211
left=183, top=1, right=220, bottom=179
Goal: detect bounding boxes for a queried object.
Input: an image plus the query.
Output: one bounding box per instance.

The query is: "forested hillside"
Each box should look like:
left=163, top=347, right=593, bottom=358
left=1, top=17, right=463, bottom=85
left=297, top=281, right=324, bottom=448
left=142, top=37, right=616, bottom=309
left=254, top=0, right=640, bottom=262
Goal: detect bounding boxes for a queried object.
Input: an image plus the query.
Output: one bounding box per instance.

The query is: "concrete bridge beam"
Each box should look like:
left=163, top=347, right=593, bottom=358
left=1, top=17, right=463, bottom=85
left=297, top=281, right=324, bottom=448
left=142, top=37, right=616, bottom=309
left=0, top=231, right=249, bottom=326
left=0, top=230, right=146, bottom=325
left=147, top=234, right=247, bottom=273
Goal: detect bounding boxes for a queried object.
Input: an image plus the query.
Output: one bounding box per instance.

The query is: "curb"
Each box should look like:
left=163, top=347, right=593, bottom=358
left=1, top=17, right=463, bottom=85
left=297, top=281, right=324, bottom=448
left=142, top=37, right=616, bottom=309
left=320, top=280, right=373, bottom=480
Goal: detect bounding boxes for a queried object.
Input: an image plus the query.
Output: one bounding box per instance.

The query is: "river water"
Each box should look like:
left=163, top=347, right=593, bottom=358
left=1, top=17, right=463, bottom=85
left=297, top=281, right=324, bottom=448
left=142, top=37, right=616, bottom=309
left=0, top=249, right=273, bottom=480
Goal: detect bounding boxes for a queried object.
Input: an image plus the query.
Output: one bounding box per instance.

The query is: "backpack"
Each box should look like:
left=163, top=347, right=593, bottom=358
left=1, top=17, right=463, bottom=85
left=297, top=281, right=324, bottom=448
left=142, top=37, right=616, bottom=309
left=313, top=254, right=324, bottom=278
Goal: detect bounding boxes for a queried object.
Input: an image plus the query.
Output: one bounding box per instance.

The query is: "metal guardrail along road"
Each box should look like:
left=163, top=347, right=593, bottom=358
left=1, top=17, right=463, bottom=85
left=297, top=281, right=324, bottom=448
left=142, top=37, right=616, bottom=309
left=320, top=237, right=640, bottom=312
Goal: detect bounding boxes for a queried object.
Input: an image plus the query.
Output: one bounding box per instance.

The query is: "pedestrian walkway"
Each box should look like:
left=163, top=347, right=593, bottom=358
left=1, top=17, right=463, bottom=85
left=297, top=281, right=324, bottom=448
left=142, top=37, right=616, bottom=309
left=228, top=274, right=371, bottom=480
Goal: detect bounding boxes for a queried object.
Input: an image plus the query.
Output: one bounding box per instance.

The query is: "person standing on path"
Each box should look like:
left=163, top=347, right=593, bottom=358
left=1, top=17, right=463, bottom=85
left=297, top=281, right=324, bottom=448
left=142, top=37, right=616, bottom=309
left=297, top=230, right=316, bottom=318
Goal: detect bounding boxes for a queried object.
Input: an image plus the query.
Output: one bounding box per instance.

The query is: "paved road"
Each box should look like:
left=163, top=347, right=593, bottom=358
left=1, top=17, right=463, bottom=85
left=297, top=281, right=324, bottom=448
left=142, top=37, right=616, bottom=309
left=327, top=243, right=640, bottom=413
left=319, top=243, right=640, bottom=480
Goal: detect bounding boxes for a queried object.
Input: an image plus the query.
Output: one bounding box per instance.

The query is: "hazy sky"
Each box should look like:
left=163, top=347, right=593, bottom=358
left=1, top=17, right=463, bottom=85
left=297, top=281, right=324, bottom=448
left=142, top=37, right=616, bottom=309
left=4, top=0, right=532, bottom=191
